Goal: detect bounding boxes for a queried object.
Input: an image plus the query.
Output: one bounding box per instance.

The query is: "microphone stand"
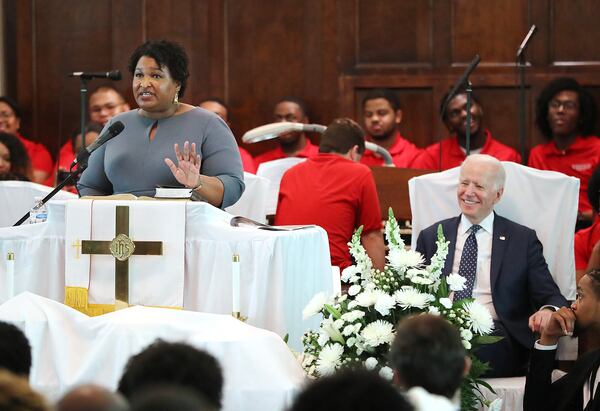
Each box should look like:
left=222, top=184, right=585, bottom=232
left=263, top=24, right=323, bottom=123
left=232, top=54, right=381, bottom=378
left=79, top=77, right=88, bottom=151
left=517, top=53, right=526, bottom=164
left=13, top=163, right=87, bottom=226
left=465, top=80, right=473, bottom=157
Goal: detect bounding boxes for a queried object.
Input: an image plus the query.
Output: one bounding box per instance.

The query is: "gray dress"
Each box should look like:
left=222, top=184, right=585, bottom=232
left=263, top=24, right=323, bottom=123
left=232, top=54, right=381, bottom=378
left=78, top=108, right=245, bottom=208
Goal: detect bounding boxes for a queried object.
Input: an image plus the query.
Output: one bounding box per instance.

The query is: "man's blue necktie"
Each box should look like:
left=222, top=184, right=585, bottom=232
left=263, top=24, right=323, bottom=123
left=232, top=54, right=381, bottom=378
left=454, top=224, right=481, bottom=301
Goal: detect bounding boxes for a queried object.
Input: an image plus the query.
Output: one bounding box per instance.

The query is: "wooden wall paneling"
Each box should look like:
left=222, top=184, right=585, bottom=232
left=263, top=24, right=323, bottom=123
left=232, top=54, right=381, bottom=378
left=450, top=0, right=529, bottom=67
left=355, top=0, right=433, bottom=69
left=431, top=0, right=452, bottom=69
left=550, top=0, right=600, bottom=65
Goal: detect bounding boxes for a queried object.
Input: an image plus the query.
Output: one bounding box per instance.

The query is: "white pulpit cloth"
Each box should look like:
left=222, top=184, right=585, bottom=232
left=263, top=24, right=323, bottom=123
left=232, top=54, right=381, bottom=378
left=65, top=200, right=185, bottom=309
left=0, top=292, right=306, bottom=411
left=0, top=200, right=332, bottom=350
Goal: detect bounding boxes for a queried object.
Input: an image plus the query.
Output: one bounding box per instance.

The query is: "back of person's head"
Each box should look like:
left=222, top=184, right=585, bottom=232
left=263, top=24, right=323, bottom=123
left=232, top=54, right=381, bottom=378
left=0, top=132, right=32, bottom=180
left=0, top=321, right=32, bottom=377
left=117, top=340, right=223, bottom=409
left=288, top=368, right=413, bottom=411
left=130, top=385, right=216, bottom=411
left=0, top=370, right=49, bottom=411
left=56, top=384, right=129, bottom=411
left=535, top=77, right=597, bottom=139
left=362, top=88, right=401, bottom=112
left=390, top=314, right=467, bottom=399
left=588, top=164, right=600, bottom=214
left=319, top=118, right=365, bottom=155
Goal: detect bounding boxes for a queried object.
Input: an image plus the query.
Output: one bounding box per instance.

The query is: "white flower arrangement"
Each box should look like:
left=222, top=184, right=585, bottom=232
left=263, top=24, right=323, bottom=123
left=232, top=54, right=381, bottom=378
left=300, top=209, right=501, bottom=411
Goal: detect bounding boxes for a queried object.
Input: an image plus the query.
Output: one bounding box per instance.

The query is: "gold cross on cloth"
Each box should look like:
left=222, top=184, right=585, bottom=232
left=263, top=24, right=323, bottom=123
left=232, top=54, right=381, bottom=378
left=81, top=206, right=163, bottom=307
left=71, top=240, right=82, bottom=259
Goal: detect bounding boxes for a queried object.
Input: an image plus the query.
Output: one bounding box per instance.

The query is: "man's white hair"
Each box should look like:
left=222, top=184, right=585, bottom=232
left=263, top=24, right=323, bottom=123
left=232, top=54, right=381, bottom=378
left=460, top=154, right=506, bottom=191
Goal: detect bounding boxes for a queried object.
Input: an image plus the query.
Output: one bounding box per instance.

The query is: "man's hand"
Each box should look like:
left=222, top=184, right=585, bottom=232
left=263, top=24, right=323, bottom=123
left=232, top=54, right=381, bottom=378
left=528, top=308, right=554, bottom=334
left=538, top=307, right=576, bottom=346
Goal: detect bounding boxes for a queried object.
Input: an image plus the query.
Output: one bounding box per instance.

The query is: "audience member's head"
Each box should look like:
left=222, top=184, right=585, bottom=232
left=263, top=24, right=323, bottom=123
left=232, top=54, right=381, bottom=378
left=273, top=96, right=309, bottom=146
left=390, top=314, right=470, bottom=399
left=535, top=77, right=597, bottom=141
left=0, top=321, right=32, bottom=378
left=56, top=384, right=129, bottom=411
left=70, top=122, right=104, bottom=153
left=117, top=340, right=223, bottom=410
left=130, top=385, right=216, bottom=411
left=572, top=268, right=600, bottom=336
left=0, top=132, right=31, bottom=180
left=362, top=88, right=402, bottom=142
left=319, top=118, right=365, bottom=160
left=0, top=96, right=22, bottom=135
left=588, top=164, right=600, bottom=215
left=0, top=370, right=49, bottom=411
left=88, top=87, right=130, bottom=126
left=439, top=89, right=484, bottom=139
left=457, top=154, right=505, bottom=225
left=288, top=368, right=413, bottom=411
left=199, top=98, right=229, bottom=123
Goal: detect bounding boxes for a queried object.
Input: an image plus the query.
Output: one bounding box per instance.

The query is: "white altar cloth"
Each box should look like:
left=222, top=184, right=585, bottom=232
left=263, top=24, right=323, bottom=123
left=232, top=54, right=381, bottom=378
left=0, top=292, right=306, bottom=411
left=0, top=200, right=333, bottom=350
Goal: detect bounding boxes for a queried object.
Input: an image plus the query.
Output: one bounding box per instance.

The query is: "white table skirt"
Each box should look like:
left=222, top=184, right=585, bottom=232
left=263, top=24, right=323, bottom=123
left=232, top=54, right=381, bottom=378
left=0, top=293, right=306, bottom=411
left=0, top=200, right=333, bottom=350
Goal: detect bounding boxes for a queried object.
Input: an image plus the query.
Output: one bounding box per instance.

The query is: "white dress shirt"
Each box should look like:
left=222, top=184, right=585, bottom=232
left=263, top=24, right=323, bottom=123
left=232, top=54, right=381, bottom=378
left=451, top=212, right=497, bottom=319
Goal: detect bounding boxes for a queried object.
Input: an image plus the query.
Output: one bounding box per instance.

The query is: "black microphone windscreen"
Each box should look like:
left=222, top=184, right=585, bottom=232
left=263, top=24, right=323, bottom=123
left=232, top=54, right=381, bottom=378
left=109, top=120, right=125, bottom=135
left=108, top=70, right=122, bottom=81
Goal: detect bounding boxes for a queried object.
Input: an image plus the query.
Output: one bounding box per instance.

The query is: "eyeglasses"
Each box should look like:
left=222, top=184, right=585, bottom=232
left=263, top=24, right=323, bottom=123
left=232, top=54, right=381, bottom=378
left=0, top=111, right=15, bottom=119
left=549, top=99, right=579, bottom=111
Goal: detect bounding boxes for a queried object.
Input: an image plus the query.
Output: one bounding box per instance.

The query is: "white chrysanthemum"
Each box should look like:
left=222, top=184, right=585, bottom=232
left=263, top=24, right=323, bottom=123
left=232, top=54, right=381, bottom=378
left=462, top=339, right=472, bottom=350
left=364, top=357, right=378, bottom=370
left=374, top=290, right=396, bottom=316
left=341, top=310, right=365, bottom=322
left=428, top=306, right=440, bottom=316
left=446, top=273, right=467, bottom=292
left=346, top=337, right=356, bottom=347
left=348, top=284, right=362, bottom=296
left=361, top=320, right=394, bottom=347
left=394, top=287, right=434, bottom=309
left=464, top=301, right=494, bottom=335
left=302, top=292, right=327, bottom=320
left=439, top=298, right=453, bottom=309
left=355, top=290, right=378, bottom=307
left=460, top=328, right=473, bottom=341
left=342, top=324, right=356, bottom=336
left=316, top=343, right=344, bottom=376
left=386, top=248, right=424, bottom=269
left=341, top=265, right=360, bottom=283
left=379, top=366, right=394, bottom=381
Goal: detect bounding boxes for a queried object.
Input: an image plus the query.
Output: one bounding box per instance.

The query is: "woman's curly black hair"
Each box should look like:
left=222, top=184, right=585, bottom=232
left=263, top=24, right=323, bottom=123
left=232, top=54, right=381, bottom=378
left=0, top=132, right=31, bottom=180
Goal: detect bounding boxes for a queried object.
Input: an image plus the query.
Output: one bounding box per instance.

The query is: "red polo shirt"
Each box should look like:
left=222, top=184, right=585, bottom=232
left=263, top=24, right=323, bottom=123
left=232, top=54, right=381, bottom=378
left=17, top=133, right=53, bottom=178
left=239, top=147, right=256, bottom=174
left=275, top=153, right=382, bottom=269
left=574, top=215, right=600, bottom=270
left=360, top=131, right=423, bottom=168
left=528, top=136, right=600, bottom=214
left=254, top=139, right=319, bottom=168
left=413, top=130, right=521, bottom=170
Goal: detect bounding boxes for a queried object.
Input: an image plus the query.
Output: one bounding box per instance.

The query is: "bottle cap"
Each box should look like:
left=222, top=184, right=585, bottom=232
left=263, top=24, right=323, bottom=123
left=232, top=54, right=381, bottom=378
left=7, top=251, right=14, bottom=261
left=232, top=254, right=240, bottom=262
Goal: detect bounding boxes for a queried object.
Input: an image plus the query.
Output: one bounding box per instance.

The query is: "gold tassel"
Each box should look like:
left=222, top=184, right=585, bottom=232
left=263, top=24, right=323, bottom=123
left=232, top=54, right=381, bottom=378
left=65, top=287, right=89, bottom=310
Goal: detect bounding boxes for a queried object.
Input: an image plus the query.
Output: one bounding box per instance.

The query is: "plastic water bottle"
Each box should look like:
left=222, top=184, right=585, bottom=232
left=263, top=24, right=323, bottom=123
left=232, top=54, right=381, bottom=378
left=29, top=197, right=48, bottom=224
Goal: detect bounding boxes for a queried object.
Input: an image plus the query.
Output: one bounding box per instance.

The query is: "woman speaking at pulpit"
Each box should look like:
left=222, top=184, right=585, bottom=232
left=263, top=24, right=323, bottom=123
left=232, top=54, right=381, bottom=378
left=78, top=40, right=244, bottom=208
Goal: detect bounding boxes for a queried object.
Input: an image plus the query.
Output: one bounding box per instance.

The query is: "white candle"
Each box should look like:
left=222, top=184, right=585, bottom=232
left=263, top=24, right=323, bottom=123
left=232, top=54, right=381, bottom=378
left=6, top=252, right=15, bottom=301
left=232, top=254, right=241, bottom=313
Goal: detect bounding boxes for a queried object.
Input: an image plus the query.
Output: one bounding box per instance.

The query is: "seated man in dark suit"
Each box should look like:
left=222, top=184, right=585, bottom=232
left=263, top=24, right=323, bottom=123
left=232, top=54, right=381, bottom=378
left=416, top=154, right=568, bottom=377
left=524, top=269, right=600, bottom=411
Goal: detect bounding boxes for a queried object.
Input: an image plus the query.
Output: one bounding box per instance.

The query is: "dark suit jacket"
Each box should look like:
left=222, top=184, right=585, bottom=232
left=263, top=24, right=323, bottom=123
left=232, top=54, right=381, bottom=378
left=415, top=213, right=568, bottom=349
left=524, top=347, right=600, bottom=411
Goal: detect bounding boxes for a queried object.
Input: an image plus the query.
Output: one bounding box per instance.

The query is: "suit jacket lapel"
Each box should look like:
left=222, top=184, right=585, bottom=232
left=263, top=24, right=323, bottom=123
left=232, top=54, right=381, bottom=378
left=491, top=213, right=508, bottom=290
left=442, top=217, right=461, bottom=276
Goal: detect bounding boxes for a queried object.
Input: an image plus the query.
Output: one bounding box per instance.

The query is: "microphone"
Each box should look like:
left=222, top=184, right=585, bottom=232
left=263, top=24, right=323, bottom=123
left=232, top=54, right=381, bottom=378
left=365, top=142, right=394, bottom=167
left=242, top=122, right=327, bottom=143
left=439, top=54, right=481, bottom=116
left=71, top=121, right=125, bottom=168
left=516, top=24, right=537, bottom=59
left=69, top=70, right=122, bottom=80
